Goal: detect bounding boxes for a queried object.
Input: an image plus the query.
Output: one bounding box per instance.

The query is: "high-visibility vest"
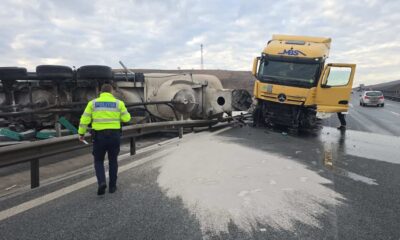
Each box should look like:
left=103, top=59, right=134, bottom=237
left=78, top=92, right=131, bottom=135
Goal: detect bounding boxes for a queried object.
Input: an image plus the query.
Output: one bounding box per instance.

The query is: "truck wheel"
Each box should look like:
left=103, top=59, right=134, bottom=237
left=288, top=128, right=299, bottom=135
left=381, top=103, right=385, bottom=107
left=252, top=104, right=264, bottom=127
left=252, top=106, right=260, bottom=127
left=77, top=65, right=113, bottom=80
left=0, top=67, right=27, bottom=80
left=36, top=65, right=73, bottom=80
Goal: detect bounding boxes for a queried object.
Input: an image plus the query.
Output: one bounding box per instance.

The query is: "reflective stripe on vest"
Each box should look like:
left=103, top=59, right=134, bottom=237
left=90, top=95, right=124, bottom=130
left=92, top=118, right=121, bottom=122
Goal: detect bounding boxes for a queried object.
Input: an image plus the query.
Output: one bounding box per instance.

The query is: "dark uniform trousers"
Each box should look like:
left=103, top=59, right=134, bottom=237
left=337, top=112, right=347, bottom=126
left=92, top=130, right=121, bottom=187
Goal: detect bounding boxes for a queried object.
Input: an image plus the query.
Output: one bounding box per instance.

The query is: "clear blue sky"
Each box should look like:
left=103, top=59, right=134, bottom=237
left=0, top=0, right=399, bottom=85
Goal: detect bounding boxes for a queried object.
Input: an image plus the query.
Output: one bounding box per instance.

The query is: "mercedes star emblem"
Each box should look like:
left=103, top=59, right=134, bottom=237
left=277, top=93, right=286, bottom=102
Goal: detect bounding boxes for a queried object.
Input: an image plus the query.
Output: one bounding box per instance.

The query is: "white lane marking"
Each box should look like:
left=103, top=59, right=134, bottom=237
left=345, top=171, right=378, bottom=185
left=0, top=127, right=233, bottom=222
left=5, top=185, right=17, bottom=191
left=0, top=176, right=97, bottom=222
left=349, top=103, right=353, bottom=108
left=390, top=111, right=400, bottom=117
left=0, top=137, right=184, bottom=221
left=0, top=136, right=184, bottom=200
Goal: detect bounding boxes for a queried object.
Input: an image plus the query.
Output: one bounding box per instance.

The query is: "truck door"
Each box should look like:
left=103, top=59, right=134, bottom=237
left=316, top=63, right=356, bottom=113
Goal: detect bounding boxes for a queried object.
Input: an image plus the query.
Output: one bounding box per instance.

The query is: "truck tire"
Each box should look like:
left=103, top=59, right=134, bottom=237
left=0, top=67, right=27, bottom=80
left=36, top=65, right=73, bottom=80
left=252, top=104, right=263, bottom=127
left=77, top=65, right=113, bottom=80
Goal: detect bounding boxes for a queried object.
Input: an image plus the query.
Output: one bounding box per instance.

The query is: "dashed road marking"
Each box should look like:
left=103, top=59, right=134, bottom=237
left=390, top=111, right=400, bottom=117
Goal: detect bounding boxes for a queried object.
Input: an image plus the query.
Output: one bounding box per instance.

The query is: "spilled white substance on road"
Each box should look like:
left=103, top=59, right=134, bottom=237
left=156, top=131, right=344, bottom=234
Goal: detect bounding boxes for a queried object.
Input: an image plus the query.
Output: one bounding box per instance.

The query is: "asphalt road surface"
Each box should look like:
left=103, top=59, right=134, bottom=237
left=0, top=132, right=176, bottom=197
left=1, top=97, right=400, bottom=240
left=323, top=92, right=400, bottom=136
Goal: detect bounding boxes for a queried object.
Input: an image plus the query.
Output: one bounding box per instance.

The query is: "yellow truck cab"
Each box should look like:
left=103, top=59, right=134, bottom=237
left=252, top=34, right=356, bottom=129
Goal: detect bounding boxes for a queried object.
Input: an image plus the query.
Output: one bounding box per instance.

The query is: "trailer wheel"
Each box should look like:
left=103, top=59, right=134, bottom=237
left=77, top=65, right=113, bottom=80
left=0, top=67, right=27, bottom=80
left=36, top=65, right=73, bottom=80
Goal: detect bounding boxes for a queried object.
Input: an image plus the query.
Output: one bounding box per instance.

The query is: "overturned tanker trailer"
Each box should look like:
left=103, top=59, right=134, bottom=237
left=0, top=64, right=251, bottom=132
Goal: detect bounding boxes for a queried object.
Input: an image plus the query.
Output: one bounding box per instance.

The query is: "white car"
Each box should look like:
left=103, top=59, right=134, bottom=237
left=360, top=91, right=384, bottom=107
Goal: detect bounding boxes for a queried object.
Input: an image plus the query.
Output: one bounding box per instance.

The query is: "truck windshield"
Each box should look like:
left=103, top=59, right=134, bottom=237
left=258, top=60, right=320, bottom=88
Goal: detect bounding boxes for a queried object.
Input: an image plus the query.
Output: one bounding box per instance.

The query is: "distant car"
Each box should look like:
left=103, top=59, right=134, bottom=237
left=360, top=91, right=384, bottom=107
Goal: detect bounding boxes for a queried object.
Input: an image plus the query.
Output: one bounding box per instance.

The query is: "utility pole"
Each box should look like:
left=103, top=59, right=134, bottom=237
left=200, top=44, right=204, bottom=70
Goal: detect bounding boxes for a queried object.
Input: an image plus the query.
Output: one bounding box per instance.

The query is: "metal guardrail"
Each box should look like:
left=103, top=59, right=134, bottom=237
left=383, top=95, right=400, bottom=102
left=0, top=118, right=228, bottom=189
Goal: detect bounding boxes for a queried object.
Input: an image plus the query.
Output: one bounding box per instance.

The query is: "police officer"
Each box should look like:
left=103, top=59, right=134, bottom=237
left=78, top=84, right=131, bottom=195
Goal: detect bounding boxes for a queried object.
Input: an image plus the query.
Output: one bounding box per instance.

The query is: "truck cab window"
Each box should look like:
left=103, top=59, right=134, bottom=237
left=325, top=67, right=352, bottom=87
left=258, top=60, right=320, bottom=88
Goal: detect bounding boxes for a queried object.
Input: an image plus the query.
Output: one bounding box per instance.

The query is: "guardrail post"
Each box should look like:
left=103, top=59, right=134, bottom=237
left=178, top=115, right=183, bottom=138
left=55, top=116, right=62, bottom=137
left=130, top=137, right=136, bottom=155
left=30, top=158, right=40, bottom=188
left=178, top=127, right=183, bottom=139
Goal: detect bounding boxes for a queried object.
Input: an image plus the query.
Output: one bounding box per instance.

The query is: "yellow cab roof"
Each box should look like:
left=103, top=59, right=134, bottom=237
left=263, top=34, right=331, bottom=59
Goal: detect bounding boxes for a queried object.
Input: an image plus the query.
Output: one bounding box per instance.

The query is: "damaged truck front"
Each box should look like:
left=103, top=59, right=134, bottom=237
left=252, top=34, right=356, bottom=129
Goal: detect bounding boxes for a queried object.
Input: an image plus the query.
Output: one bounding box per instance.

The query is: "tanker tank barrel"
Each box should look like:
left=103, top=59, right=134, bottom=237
left=0, top=63, right=252, bottom=139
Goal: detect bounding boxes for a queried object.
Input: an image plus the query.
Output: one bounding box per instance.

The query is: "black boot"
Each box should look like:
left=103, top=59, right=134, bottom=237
left=97, top=183, right=107, bottom=195
left=337, top=125, right=346, bottom=130
left=109, top=185, right=117, bottom=193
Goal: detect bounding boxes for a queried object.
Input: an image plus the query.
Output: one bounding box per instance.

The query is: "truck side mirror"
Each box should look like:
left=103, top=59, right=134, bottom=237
left=252, top=57, right=260, bottom=77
